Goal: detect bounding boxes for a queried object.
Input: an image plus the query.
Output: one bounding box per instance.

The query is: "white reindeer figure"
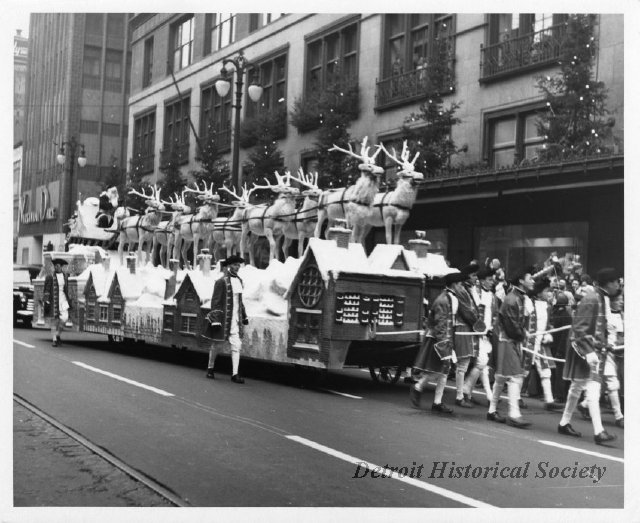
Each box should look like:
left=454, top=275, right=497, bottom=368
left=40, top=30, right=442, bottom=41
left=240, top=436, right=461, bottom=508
left=210, top=184, right=256, bottom=261
left=153, top=190, right=191, bottom=268
left=172, top=181, right=220, bottom=269
left=118, top=185, right=164, bottom=265
left=313, top=137, right=384, bottom=243
left=241, top=171, right=299, bottom=266
left=360, top=141, right=425, bottom=245
left=280, top=168, right=322, bottom=258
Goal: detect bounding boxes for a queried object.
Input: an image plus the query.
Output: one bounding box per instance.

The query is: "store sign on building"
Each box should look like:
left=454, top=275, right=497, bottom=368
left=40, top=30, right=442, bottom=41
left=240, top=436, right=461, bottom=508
left=20, top=186, right=57, bottom=224
left=14, top=39, right=28, bottom=57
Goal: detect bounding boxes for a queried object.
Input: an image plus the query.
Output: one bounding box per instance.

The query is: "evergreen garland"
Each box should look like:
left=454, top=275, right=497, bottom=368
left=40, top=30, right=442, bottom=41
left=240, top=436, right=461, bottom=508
left=535, top=14, right=615, bottom=161
left=158, top=144, right=187, bottom=203
left=401, top=37, right=465, bottom=176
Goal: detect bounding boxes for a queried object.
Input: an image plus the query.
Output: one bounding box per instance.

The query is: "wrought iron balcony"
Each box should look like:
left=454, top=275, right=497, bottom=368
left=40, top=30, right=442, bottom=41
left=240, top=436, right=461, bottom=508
left=480, top=23, right=568, bottom=81
left=160, top=141, right=190, bottom=168
left=375, top=53, right=455, bottom=110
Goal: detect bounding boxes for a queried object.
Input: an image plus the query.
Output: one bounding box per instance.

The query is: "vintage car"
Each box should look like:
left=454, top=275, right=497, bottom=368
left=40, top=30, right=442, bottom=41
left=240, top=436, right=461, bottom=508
left=13, top=265, right=40, bottom=328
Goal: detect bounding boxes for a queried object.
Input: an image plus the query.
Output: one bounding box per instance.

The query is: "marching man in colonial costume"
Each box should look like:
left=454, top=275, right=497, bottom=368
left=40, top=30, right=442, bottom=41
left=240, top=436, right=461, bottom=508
left=525, top=278, right=564, bottom=411
left=463, top=266, right=498, bottom=405
left=410, top=271, right=467, bottom=414
left=43, top=258, right=72, bottom=347
left=452, top=262, right=481, bottom=408
left=558, top=267, right=621, bottom=444
left=204, top=255, right=249, bottom=383
left=487, top=267, right=534, bottom=428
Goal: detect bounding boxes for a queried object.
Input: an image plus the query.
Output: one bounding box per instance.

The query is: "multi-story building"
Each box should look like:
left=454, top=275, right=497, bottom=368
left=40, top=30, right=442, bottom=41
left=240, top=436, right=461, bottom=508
left=14, top=29, right=28, bottom=145
left=126, top=13, right=622, bottom=274
left=14, top=29, right=29, bottom=261
left=18, top=13, right=132, bottom=265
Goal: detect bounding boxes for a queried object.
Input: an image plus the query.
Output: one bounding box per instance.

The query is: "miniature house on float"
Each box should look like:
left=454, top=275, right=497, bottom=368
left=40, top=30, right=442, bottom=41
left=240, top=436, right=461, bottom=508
left=285, top=224, right=425, bottom=370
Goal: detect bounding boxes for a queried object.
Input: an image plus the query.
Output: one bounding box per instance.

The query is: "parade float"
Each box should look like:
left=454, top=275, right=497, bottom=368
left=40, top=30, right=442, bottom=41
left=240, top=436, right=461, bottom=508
left=32, top=139, right=458, bottom=382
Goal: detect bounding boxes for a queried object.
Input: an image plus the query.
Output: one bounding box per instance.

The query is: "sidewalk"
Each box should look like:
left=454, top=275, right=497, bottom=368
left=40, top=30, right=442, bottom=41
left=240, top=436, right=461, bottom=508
left=13, top=400, right=175, bottom=507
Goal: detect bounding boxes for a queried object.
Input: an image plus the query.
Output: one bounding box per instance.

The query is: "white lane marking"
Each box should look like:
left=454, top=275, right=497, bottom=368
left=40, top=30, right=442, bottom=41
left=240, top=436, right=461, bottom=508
left=321, top=389, right=362, bottom=399
left=72, top=361, right=174, bottom=397
left=538, top=440, right=624, bottom=463
left=13, top=339, right=36, bottom=348
left=286, top=435, right=494, bottom=508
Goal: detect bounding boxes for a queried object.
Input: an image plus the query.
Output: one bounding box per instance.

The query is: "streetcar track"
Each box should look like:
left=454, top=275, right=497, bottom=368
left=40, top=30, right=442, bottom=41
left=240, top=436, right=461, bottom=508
left=13, top=394, right=189, bottom=507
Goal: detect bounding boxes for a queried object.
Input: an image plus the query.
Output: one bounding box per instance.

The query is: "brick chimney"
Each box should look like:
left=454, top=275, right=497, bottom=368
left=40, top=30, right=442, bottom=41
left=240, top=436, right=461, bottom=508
left=408, top=230, right=431, bottom=259
left=164, top=258, right=180, bottom=299
left=327, top=219, right=352, bottom=249
left=126, top=254, right=137, bottom=275
left=102, top=253, right=111, bottom=272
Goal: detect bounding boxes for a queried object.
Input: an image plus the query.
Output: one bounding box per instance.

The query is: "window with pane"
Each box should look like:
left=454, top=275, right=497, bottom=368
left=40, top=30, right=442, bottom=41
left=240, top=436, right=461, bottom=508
left=105, top=50, right=122, bottom=79
left=143, top=37, right=153, bottom=88
left=205, top=13, right=236, bottom=54
left=249, top=13, right=283, bottom=33
left=170, top=16, right=194, bottom=73
left=486, top=107, right=545, bottom=168
left=112, top=306, right=122, bottom=324
left=180, top=313, right=197, bottom=335
left=99, top=305, right=108, bottom=322
left=246, top=53, right=287, bottom=119
left=383, top=14, right=453, bottom=78
left=489, top=13, right=565, bottom=45
left=83, top=46, right=101, bottom=78
left=164, top=97, right=190, bottom=149
left=305, top=21, right=359, bottom=95
left=86, top=301, right=96, bottom=321
left=133, top=110, right=155, bottom=174
left=200, top=84, right=231, bottom=152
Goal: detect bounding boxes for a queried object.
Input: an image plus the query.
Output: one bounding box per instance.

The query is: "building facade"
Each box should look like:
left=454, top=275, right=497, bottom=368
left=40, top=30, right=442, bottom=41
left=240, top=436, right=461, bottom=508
left=14, top=29, right=29, bottom=262
left=125, top=13, right=622, bottom=274
left=18, top=13, right=132, bottom=265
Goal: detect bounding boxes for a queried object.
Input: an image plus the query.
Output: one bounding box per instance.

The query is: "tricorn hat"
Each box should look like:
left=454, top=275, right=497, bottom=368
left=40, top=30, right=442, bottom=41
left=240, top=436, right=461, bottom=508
left=444, top=271, right=466, bottom=285
left=51, top=258, right=69, bottom=266
left=596, top=267, right=619, bottom=285
left=477, top=266, right=496, bottom=280
left=461, top=261, right=480, bottom=277
left=221, top=255, right=246, bottom=267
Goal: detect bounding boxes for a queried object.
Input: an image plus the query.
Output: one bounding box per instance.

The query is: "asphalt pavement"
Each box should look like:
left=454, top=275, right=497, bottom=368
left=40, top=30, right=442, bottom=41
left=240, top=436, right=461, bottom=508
left=13, top=398, right=175, bottom=507
left=11, top=326, right=627, bottom=513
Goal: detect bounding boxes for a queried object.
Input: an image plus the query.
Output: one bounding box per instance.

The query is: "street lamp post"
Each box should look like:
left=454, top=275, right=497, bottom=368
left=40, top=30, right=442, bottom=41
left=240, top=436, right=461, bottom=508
left=215, top=50, right=263, bottom=189
left=56, top=136, right=87, bottom=227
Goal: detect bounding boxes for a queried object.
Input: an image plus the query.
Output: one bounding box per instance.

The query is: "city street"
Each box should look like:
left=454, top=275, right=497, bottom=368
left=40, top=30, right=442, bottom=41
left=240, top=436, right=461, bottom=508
left=13, top=327, right=624, bottom=509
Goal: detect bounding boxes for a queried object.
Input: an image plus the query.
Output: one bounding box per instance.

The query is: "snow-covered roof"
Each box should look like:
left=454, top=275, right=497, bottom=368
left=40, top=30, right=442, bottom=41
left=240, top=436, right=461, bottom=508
left=368, top=244, right=419, bottom=273
left=186, top=270, right=220, bottom=306
left=414, top=253, right=459, bottom=278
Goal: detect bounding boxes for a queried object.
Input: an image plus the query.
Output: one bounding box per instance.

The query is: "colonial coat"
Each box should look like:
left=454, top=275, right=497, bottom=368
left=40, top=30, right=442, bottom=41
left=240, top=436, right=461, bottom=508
left=454, top=284, right=479, bottom=358
left=204, top=272, right=248, bottom=342
left=43, top=272, right=71, bottom=320
left=490, top=286, right=527, bottom=377
left=414, top=289, right=456, bottom=376
left=563, top=287, right=610, bottom=381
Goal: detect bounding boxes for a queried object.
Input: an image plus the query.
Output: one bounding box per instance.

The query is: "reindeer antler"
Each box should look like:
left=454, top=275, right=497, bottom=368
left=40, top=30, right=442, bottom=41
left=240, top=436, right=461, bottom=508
left=381, top=140, right=421, bottom=173
left=329, top=136, right=383, bottom=166
left=290, top=167, right=319, bottom=190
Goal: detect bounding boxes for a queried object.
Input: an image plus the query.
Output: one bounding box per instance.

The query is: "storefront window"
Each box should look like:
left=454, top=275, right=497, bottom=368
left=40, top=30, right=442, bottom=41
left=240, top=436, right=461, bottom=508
left=475, top=222, right=588, bottom=276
